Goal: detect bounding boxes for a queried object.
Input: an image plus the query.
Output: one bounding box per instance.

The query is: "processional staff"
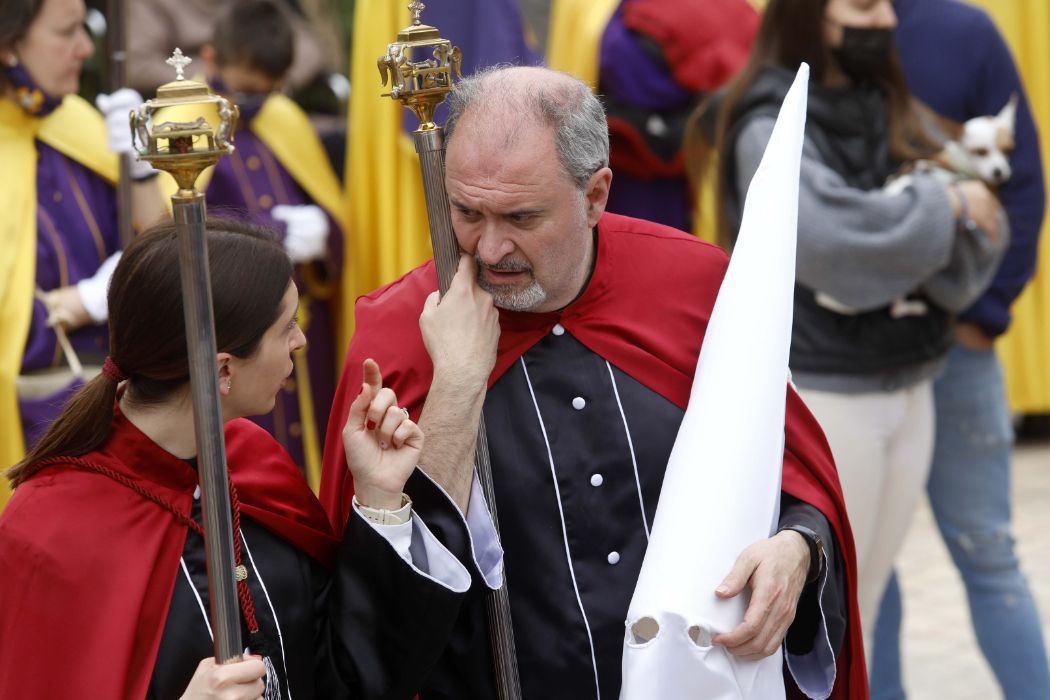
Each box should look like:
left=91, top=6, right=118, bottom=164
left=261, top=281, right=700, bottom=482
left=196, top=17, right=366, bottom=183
left=129, top=50, right=245, bottom=663
left=378, top=4, right=522, bottom=698
left=105, top=0, right=133, bottom=248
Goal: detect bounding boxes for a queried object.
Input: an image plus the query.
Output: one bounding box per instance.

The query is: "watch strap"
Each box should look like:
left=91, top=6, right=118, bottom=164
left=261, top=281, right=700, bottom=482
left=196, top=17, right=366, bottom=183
left=778, top=524, right=824, bottom=583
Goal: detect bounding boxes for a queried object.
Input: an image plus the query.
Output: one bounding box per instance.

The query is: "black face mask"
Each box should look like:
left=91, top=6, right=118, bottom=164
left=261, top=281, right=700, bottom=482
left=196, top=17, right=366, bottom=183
left=208, top=76, right=270, bottom=123
left=832, top=26, right=893, bottom=83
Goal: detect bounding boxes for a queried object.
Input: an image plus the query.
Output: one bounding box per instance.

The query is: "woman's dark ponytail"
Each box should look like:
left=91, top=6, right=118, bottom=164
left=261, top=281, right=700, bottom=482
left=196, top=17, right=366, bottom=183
left=7, top=372, right=121, bottom=486
left=6, top=218, right=291, bottom=488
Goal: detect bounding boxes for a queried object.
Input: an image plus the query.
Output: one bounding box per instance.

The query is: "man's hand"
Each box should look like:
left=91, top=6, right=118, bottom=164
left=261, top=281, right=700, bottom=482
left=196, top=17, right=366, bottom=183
left=415, top=254, right=500, bottom=513
left=419, top=254, right=500, bottom=388
left=39, top=286, right=92, bottom=331
left=712, top=530, right=811, bottom=660
left=956, top=321, right=994, bottom=351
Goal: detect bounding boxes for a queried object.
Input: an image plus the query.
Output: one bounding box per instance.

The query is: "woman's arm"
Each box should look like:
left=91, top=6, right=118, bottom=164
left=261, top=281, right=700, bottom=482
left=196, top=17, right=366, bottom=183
left=312, top=364, right=490, bottom=697
left=734, top=116, right=961, bottom=312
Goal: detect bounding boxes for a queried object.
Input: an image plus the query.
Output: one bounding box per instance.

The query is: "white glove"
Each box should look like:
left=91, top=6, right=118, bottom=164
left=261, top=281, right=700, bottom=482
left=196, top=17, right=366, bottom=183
left=75, top=251, right=122, bottom=323
left=96, top=88, right=154, bottom=180
left=272, top=204, right=330, bottom=263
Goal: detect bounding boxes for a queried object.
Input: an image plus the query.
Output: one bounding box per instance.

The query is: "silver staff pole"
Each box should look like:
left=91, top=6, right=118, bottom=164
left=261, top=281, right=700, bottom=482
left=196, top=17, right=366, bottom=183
left=104, top=0, right=134, bottom=248
left=131, top=50, right=244, bottom=663
left=379, top=4, right=522, bottom=698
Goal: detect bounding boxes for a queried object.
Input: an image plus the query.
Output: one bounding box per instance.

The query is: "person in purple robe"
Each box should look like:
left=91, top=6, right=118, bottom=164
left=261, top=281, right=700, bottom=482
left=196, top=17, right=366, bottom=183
left=197, top=0, right=344, bottom=478
left=598, top=0, right=759, bottom=232
left=0, top=0, right=165, bottom=464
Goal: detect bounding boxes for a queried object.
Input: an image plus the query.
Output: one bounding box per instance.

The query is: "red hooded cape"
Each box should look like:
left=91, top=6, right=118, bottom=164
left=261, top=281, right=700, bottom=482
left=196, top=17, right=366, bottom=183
left=0, top=408, right=337, bottom=699
left=320, top=212, right=866, bottom=699
left=621, top=0, right=759, bottom=94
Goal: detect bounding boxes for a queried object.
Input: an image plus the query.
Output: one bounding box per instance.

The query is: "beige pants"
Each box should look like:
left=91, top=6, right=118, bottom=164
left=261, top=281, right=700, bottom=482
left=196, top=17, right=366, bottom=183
left=798, top=380, right=934, bottom=660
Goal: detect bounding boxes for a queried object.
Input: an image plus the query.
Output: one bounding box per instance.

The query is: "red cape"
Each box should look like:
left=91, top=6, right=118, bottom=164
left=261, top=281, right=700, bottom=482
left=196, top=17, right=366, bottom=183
left=621, top=0, right=759, bottom=93
left=320, top=212, right=867, bottom=699
left=0, top=408, right=337, bottom=699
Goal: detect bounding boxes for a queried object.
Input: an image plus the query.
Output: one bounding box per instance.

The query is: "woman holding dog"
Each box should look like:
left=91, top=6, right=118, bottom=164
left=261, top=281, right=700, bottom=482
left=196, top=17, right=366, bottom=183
left=689, top=0, right=1007, bottom=659
left=0, top=219, right=499, bottom=698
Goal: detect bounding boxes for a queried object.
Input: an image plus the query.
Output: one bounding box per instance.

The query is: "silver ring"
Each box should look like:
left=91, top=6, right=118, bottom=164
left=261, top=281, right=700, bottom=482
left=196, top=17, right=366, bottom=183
left=400, top=407, right=410, bottom=417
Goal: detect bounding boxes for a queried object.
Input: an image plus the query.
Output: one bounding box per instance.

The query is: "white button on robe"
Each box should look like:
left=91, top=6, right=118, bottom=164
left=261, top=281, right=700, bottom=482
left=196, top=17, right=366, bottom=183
left=552, top=323, right=566, bottom=336
left=607, top=551, right=620, bottom=565
left=590, top=474, right=604, bottom=487
left=572, top=396, right=586, bottom=410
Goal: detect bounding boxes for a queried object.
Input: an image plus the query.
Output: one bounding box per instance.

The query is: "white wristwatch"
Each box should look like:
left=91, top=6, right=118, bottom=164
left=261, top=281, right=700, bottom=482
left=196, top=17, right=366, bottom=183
left=356, top=493, right=413, bottom=526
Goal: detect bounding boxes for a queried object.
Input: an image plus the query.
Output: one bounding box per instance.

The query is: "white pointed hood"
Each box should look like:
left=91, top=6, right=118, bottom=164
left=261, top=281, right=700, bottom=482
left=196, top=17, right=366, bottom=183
left=620, top=62, right=809, bottom=700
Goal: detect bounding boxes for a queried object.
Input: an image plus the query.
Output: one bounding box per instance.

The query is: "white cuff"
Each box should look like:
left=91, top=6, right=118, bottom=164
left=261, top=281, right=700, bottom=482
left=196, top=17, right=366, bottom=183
left=75, top=251, right=121, bottom=323
left=465, top=474, right=505, bottom=589
left=352, top=500, right=471, bottom=593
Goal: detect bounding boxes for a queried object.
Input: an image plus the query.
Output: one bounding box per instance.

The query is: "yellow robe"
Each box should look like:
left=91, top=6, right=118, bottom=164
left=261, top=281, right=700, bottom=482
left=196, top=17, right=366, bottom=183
left=0, top=95, right=116, bottom=507
left=340, top=0, right=431, bottom=349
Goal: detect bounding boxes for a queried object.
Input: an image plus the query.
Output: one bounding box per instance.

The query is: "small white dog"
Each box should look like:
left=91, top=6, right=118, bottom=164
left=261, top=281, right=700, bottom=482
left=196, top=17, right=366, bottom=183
left=940, top=93, right=1017, bottom=186
left=816, top=95, right=1016, bottom=318
left=883, top=93, right=1017, bottom=194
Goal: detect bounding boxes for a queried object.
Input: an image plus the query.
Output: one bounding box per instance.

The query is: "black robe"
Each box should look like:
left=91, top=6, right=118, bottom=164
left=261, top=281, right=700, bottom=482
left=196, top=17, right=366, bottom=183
left=149, top=473, right=470, bottom=699
left=321, top=213, right=865, bottom=699
left=408, top=331, right=844, bottom=699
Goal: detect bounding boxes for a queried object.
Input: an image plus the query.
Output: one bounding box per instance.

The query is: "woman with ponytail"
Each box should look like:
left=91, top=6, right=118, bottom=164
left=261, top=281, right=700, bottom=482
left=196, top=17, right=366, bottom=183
left=0, top=219, right=501, bottom=699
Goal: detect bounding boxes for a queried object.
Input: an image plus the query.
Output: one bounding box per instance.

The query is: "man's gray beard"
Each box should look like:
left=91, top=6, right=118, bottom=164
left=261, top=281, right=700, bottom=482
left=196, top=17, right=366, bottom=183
left=476, top=272, right=548, bottom=311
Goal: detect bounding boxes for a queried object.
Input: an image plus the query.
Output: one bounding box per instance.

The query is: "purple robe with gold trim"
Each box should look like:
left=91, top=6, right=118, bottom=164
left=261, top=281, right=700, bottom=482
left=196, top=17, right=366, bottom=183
left=205, top=120, right=341, bottom=471
left=20, top=143, right=118, bottom=447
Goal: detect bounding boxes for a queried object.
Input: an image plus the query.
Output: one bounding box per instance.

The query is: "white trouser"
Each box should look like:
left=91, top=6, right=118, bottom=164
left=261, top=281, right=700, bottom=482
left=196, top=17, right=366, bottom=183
left=797, top=380, right=934, bottom=660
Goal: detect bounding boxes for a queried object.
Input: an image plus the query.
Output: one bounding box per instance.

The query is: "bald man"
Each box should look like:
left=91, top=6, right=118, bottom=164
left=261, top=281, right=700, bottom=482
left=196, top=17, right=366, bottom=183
left=320, top=66, right=862, bottom=699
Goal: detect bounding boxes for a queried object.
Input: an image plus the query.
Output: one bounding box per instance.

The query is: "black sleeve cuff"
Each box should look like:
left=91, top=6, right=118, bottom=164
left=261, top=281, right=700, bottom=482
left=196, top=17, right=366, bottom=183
left=778, top=493, right=846, bottom=657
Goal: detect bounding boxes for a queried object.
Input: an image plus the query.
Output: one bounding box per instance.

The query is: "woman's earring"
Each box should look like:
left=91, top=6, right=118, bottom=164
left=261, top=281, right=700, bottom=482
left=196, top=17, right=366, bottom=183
left=4, top=55, right=17, bottom=68
left=226, top=378, right=232, bottom=392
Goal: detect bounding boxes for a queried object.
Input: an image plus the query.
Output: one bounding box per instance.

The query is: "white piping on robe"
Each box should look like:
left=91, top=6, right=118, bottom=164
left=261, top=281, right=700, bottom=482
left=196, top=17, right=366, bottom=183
left=241, top=530, right=293, bottom=700
left=520, top=357, right=602, bottom=700
left=605, top=360, right=650, bottom=540
left=180, top=556, right=214, bottom=640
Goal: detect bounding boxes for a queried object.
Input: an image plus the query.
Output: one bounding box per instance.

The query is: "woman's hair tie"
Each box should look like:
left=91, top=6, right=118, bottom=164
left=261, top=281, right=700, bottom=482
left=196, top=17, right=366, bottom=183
left=101, top=356, right=128, bottom=383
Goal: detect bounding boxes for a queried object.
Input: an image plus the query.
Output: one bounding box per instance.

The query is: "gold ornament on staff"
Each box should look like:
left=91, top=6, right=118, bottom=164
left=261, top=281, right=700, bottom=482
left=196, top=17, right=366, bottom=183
left=378, top=1, right=462, bottom=131
left=131, top=48, right=239, bottom=191
left=378, top=6, right=521, bottom=699
left=129, top=50, right=244, bottom=665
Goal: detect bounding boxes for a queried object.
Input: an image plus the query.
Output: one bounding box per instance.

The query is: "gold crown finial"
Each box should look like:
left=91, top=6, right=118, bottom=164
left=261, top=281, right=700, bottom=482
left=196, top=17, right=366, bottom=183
left=131, top=52, right=239, bottom=191
left=165, top=48, right=192, bottom=81
left=408, top=1, right=425, bottom=24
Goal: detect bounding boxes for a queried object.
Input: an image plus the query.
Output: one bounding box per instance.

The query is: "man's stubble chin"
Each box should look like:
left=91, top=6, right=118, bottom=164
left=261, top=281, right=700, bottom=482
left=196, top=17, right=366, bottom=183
left=477, top=274, right=548, bottom=312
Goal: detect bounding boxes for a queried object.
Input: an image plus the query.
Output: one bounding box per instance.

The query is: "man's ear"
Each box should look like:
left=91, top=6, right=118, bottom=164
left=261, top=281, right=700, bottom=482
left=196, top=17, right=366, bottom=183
left=584, top=166, right=613, bottom=228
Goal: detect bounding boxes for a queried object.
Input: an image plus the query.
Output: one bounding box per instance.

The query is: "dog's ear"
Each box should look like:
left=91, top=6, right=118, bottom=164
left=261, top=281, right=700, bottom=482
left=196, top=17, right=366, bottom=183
left=997, top=93, right=1018, bottom=132
left=995, top=94, right=1018, bottom=152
